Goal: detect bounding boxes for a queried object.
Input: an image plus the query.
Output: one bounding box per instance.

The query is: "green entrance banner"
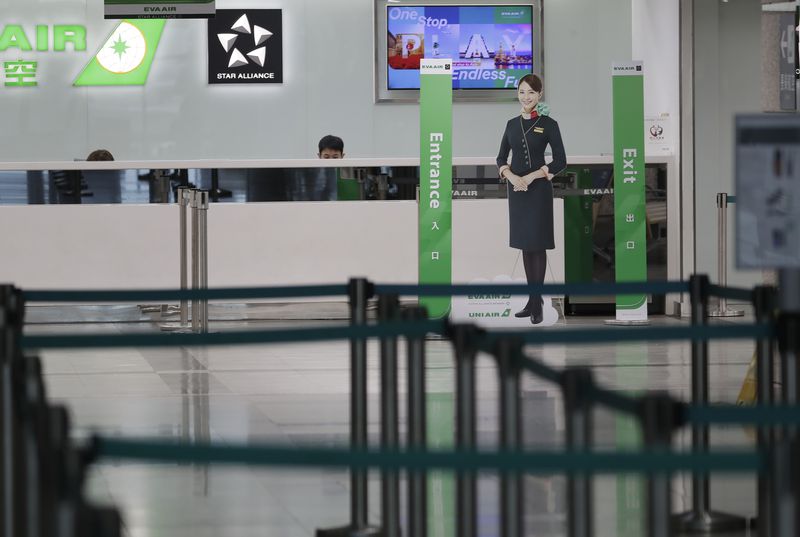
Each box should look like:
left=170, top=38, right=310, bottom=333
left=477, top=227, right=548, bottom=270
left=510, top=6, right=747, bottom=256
left=611, top=62, right=648, bottom=321
left=419, top=59, right=453, bottom=319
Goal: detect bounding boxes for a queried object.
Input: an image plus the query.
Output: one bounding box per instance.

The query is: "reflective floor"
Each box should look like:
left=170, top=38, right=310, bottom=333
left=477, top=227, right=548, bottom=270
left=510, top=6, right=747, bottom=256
left=28, top=304, right=759, bottom=537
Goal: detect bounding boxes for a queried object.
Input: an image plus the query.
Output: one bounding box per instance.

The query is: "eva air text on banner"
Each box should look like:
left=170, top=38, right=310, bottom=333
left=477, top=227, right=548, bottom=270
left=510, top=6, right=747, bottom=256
left=611, top=62, right=648, bottom=321
left=105, top=0, right=215, bottom=19
left=419, top=59, right=453, bottom=319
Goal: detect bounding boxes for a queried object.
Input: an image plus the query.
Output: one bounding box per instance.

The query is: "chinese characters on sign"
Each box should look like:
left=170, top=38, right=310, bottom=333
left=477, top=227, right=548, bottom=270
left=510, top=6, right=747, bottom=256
left=4, top=60, right=37, bottom=86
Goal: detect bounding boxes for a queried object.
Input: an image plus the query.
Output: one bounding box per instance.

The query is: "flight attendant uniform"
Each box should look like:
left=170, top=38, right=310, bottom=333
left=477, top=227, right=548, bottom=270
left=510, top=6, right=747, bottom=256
left=496, top=113, right=567, bottom=251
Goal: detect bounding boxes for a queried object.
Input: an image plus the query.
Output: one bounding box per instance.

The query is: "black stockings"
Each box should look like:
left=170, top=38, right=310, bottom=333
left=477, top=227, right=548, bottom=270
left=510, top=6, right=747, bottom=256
left=522, top=250, right=547, bottom=314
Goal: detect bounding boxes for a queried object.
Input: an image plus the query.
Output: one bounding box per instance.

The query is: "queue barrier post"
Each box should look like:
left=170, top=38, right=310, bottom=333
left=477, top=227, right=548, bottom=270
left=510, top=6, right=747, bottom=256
left=562, top=368, right=594, bottom=537
left=405, top=306, right=429, bottom=537
left=495, top=337, right=524, bottom=537
left=709, top=193, right=744, bottom=317
left=177, top=186, right=191, bottom=327
left=198, top=190, right=210, bottom=333
left=452, top=324, right=479, bottom=537
left=21, top=356, right=47, bottom=537
left=640, top=393, right=680, bottom=537
left=378, top=294, right=401, bottom=537
left=673, top=275, right=747, bottom=533
left=191, top=190, right=201, bottom=333
left=754, top=286, right=777, bottom=537
left=769, top=438, right=800, bottom=537
left=160, top=187, right=195, bottom=333
left=1, top=285, right=24, bottom=537
left=316, top=278, right=380, bottom=537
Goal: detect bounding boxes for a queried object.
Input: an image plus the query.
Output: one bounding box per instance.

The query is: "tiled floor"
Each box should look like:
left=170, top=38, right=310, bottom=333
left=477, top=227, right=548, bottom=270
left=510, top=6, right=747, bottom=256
left=27, top=304, right=761, bottom=537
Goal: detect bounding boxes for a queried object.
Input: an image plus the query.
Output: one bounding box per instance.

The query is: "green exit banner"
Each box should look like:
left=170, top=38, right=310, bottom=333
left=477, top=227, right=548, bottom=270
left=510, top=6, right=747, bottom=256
left=419, top=59, right=453, bottom=319
left=611, top=62, right=648, bottom=322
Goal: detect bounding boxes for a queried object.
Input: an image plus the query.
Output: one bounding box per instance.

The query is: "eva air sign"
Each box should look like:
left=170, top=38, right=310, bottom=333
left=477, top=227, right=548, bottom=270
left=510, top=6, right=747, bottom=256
left=0, top=20, right=164, bottom=88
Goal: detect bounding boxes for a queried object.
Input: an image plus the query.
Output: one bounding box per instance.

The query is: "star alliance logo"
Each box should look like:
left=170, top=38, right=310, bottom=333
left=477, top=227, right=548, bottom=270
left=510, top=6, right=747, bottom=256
left=216, top=14, right=272, bottom=68
left=208, top=10, right=283, bottom=85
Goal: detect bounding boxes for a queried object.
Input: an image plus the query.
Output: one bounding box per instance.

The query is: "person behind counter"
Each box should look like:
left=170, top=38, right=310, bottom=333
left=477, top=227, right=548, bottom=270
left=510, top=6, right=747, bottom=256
left=86, top=149, right=114, bottom=161
left=318, top=135, right=345, bottom=159
left=496, top=73, right=567, bottom=325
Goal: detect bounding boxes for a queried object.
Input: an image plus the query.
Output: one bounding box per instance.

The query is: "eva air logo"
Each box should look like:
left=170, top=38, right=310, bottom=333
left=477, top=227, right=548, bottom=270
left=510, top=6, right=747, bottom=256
left=74, top=19, right=165, bottom=86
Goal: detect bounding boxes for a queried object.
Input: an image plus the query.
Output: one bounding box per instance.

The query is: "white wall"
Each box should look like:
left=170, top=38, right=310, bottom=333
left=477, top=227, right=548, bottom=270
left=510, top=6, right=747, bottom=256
left=0, top=200, right=565, bottom=291
left=694, top=0, right=763, bottom=288
left=0, top=0, right=632, bottom=162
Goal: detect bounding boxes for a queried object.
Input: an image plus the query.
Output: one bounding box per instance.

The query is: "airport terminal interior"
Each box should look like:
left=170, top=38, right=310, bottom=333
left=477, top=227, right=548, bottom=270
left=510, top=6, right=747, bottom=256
left=1, top=0, right=798, bottom=536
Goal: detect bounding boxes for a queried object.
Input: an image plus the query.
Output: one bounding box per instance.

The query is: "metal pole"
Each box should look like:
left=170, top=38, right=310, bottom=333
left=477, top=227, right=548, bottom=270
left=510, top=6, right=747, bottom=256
left=640, top=394, right=678, bottom=537
left=755, top=286, right=776, bottom=537
left=316, top=278, right=380, bottom=537
left=406, top=306, right=428, bottom=537
left=673, top=274, right=746, bottom=532
left=778, top=270, right=800, bottom=431
left=769, top=438, right=799, bottom=537
left=562, top=368, right=594, bottom=537
left=709, top=194, right=744, bottom=317
left=197, top=190, right=210, bottom=333
left=452, top=324, right=477, bottom=537
left=379, top=294, right=401, bottom=537
left=191, top=191, right=200, bottom=333
left=178, top=187, right=190, bottom=326
left=23, top=357, right=45, bottom=537
left=1, top=286, right=24, bottom=537
left=496, top=337, right=524, bottom=537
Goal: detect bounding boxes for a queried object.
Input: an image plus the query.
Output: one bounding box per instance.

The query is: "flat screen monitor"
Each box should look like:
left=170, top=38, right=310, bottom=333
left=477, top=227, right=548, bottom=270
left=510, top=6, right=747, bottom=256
left=374, top=0, right=543, bottom=102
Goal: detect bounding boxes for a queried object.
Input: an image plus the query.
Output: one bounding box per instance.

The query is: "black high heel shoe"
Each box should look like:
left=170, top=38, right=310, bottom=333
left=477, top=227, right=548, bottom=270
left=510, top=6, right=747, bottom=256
left=530, top=298, right=544, bottom=325
left=514, top=305, right=531, bottom=318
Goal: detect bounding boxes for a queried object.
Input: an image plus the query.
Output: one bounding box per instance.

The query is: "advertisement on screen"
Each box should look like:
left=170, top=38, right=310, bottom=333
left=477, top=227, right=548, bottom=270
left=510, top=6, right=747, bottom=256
left=386, top=5, right=534, bottom=90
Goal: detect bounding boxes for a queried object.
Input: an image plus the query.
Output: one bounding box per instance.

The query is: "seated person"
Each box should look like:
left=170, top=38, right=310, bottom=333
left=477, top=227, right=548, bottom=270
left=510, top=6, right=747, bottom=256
left=318, top=135, right=345, bottom=159
left=86, top=149, right=114, bottom=161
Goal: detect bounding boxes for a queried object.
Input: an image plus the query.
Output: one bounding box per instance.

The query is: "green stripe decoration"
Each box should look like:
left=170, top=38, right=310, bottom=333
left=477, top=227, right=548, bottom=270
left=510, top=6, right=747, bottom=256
left=419, top=59, right=454, bottom=319
left=612, top=62, right=648, bottom=321
left=92, top=437, right=764, bottom=474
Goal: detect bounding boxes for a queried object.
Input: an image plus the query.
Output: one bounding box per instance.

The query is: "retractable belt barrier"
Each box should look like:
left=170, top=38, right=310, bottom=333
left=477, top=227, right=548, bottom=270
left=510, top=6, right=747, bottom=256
left=2, top=275, right=799, bottom=537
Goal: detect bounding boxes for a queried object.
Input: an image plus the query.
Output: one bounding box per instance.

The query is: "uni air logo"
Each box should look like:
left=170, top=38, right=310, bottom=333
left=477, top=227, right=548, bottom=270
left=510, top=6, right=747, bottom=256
left=74, top=19, right=165, bottom=86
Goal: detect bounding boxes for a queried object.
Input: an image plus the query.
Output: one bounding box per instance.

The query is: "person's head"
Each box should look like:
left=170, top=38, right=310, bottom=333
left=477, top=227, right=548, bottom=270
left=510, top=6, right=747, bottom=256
left=86, top=149, right=114, bottom=161
left=517, top=74, right=543, bottom=111
left=318, top=135, right=345, bottom=159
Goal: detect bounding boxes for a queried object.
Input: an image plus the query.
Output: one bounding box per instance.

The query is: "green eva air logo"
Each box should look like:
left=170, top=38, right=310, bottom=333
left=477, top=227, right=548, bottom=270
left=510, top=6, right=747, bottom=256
left=74, top=19, right=165, bottom=86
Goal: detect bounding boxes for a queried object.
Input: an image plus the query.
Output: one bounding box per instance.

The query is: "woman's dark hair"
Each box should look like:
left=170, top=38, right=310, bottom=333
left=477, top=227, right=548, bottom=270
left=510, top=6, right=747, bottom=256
left=318, top=135, right=344, bottom=153
left=518, top=73, right=543, bottom=93
left=86, top=149, right=114, bottom=161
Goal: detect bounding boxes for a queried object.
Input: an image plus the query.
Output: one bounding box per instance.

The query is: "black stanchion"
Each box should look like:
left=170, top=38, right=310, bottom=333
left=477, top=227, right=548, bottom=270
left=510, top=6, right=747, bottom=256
left=21, top=356, right=47, bottom=537
left=768, top=438, right=800, bottom=537
left=640, top=394, right=680, bottom=537
left=452, top=324, right=479, bottom=537
left=562, top=368, right=594, bottom=537
left=673, top=274, right=747, bottom=532
left=778, top=312, right=800, bottom=437
left=495, top=337, right=524, bottom=537
left=1, top=285, right=24, bottom=537
left=404, top=306, right=428, bottom=537
left=754, top=286, right=777, bottom=537
left=317, top=278, right=380, bottom=537
left=378, top=294, right=401, bottom=537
